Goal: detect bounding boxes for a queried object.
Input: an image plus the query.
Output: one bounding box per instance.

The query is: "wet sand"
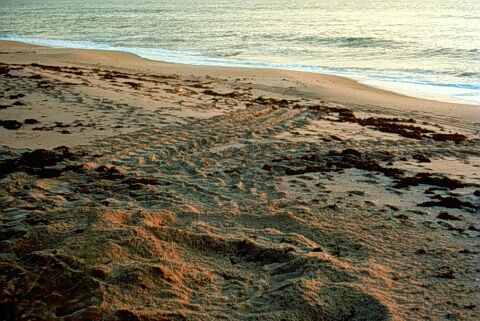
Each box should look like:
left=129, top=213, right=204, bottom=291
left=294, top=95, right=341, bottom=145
left=0, top=40, right=479, bottom=321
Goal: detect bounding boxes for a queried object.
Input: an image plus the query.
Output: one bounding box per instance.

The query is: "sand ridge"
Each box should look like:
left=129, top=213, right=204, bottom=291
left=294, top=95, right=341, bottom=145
left=0, top=41, right=479, bottom=321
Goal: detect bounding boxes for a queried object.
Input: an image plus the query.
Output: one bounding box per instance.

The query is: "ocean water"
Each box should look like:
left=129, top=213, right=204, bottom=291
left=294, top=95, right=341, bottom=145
left=1, top=0, right=479, bottom=104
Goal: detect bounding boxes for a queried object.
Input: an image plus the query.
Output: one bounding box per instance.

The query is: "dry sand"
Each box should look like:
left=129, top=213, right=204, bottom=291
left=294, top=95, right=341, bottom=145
left=0, top=40, right=479, bottom=321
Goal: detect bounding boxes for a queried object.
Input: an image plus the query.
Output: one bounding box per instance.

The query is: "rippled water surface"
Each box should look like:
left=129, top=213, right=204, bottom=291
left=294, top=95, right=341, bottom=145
left=1, top=0, right=479, bottom=103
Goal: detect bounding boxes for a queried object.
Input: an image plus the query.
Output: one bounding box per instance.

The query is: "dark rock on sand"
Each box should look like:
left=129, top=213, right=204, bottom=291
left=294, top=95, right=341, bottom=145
left=114, top=309, right=141, bottom=321
left=321, top=106, right=356, bottom=121
left=301, top=154, right=322, bottom=162
left=203, top=89, right=239, bottom=98
left=285, top=165, right=327, bottom=176
left=20, top=149, right=59, bottom=167
left=394, top=173, right=464, bottom=189
left=9, top=93, right=25, bottom=99
left=424, top=187, right=444, bottom=194
left=341, top=148, right=362, bottom=157
left=24, top=118, right=40, bottom=124
left=262, top=164, right=273, bottom=171
left=437, top=212, right=461, bottom=221
left=330, top=157, right=404, bottom=178
left=12, top=101, right=25, bottom=107
left=54, top=121, right=71, bottom=128
left=0, top=159, right=17, bottom=178
left=285, top=150, right=404, bottom=179
left=328, top=149, right=362, bottom=158
left=54, top=145, right=82, bottom=160
left=418, top=196, right=477, bottom=210
left=124, top=81, right=142, bottom=90
left=0, top=65, right=10, bottom=74
left=96, top=165, right=125, bottom=180
left=0, top=120, right=23, bottom=130
left=124, top=177, right=159, bottom=189
left=32, top=126, right=52, bottom=131
left=413, top=154, right=431, bottom=163
left=329, top=135, right=342, bottom=141
left=253, top=96, right=294, bottom=106
left=0, top=147, right=81, bottom=178
left=357, top=117, right=431, bottom=139
left=430, top=133, right=467, bottom=144
left=436, top=269, right=456, bottom=279
left=325, top=108, right=465, bottom=143
left=236, top=240, right=293, bottom=265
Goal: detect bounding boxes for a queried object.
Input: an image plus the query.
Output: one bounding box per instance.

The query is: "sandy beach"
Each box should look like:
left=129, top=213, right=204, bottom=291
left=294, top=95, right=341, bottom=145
left=0, top=40, right=479, bottom=321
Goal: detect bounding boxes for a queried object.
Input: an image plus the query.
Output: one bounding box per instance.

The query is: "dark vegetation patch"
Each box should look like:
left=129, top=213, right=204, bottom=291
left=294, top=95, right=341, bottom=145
left=234, top=240, right=294, bottom=265
left=124, top=81, right=142, bottom=90
left=312, top=106, right=468, bottom=143
left=202, top=89, right=246, bottom=99
left=0, top=65, right=10, bottom=75
left=263, top=148, right=476, bottom=210
left=0, top=120, right=23, bottom=130
left=273, top=148, right=405, bottom=179
left=394, top=173, right=465, bottom=189
left=8, top=93, right=25, bottom=99
left=418, top=196, right=477, bottom=210
left=0, top=146, right=83, bottom=179
left=437, top=212, right=461, bottom=221
left=24, top=118, right=39, bottom=125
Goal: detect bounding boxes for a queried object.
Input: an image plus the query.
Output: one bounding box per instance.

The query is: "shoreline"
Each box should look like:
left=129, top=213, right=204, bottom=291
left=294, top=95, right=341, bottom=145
left=0, top=39, right=479, bottom=320
left=1, top=40, right=479, bottom=125
left=1, top=39, right=479, bottom=108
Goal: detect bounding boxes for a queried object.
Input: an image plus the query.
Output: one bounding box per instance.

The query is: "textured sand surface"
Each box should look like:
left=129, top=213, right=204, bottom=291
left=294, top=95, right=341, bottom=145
left=0, top=41, right=479, bottom=321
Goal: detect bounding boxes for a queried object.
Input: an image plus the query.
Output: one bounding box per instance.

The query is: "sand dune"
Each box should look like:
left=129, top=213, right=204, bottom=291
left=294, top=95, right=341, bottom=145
left=0, top=41, right=479, bottom=321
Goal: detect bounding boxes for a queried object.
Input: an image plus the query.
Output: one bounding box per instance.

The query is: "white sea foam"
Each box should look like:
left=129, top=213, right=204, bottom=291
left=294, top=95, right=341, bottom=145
left=3, top=34, right=478, bottom=105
